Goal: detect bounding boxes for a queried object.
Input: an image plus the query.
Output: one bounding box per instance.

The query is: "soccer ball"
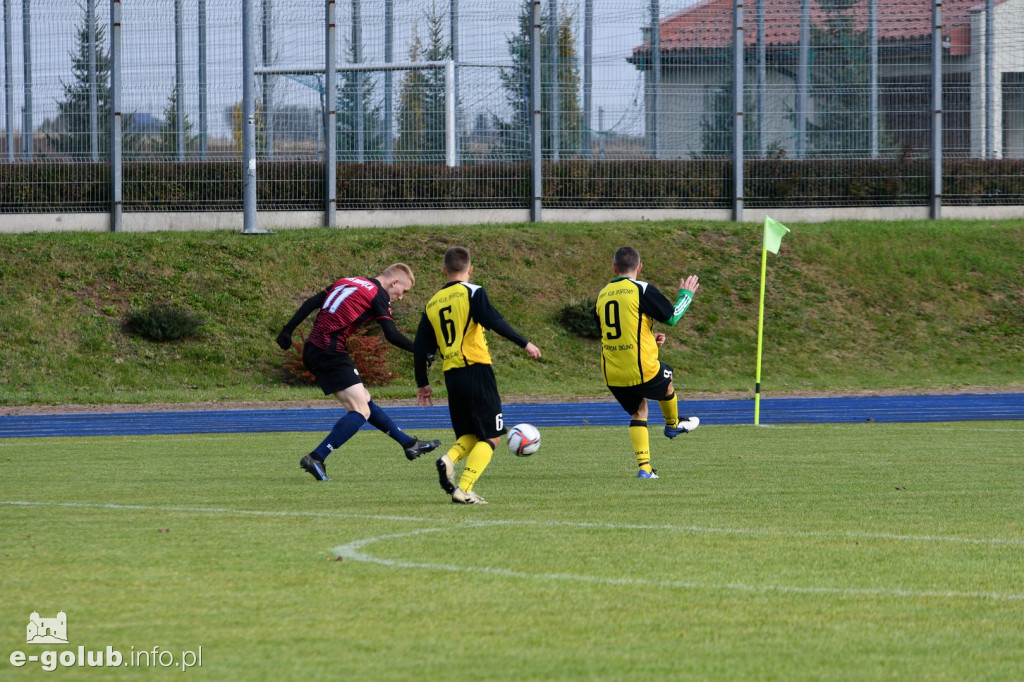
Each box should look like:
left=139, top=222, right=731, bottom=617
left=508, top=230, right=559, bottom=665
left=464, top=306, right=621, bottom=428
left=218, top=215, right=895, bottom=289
left=507, top=423, right=541, bottom=457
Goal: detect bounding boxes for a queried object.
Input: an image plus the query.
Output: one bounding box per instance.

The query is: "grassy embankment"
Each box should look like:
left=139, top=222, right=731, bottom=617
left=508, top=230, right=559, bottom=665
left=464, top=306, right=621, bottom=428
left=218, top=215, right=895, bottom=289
left=0, top=219, right=1021, bottom=407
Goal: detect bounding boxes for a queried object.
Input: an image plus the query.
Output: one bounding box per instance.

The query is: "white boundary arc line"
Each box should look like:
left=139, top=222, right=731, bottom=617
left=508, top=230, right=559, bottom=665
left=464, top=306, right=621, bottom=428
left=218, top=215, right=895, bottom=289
left=5, top=500, right=1023, bottom=600
left=332, top=523, right=1024, bottom=602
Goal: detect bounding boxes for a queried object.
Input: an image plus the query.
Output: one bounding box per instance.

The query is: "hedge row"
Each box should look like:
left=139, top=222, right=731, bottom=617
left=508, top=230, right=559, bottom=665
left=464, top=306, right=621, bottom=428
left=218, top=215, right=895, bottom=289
left=1, top=158, right=1022, bottom=212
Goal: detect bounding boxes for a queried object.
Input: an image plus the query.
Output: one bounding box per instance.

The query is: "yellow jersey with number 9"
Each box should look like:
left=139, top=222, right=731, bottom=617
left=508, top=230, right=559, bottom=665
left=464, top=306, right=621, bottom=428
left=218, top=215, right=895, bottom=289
left=424, top=281, right=491, bottom=371
left=596, top=277, right=664, bottom=387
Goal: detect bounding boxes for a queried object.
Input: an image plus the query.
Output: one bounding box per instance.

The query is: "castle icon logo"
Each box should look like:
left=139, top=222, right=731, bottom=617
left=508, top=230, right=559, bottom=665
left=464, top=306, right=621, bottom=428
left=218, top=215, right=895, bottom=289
left=26, top=611, right=68, bottom=645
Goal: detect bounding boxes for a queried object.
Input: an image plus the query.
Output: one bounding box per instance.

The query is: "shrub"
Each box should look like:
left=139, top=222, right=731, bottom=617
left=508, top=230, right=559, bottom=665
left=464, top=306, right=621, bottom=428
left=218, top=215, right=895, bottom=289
left=124, top=304, right=204, bottom=342
left=558, top=298, right=601, bottom=339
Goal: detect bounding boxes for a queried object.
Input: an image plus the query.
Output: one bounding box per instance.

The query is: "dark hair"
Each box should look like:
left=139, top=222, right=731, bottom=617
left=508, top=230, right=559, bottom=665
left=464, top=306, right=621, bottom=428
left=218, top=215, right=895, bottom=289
left=444, top=246, right=471, bottom=273
left=613, top=246, right=641, bottom=273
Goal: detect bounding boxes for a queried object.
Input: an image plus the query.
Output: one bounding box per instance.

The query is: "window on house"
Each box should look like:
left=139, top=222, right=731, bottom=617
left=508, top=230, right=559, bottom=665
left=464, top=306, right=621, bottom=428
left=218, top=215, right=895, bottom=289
left=1003, top=73, right=1024, bottom=159
left=880, top=73, right=970, bottom=157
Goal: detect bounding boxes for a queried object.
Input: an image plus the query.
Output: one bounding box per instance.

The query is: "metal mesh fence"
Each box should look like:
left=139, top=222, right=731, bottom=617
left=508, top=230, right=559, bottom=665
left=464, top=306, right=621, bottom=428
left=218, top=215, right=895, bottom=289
left=2, top=0, right=1024, bottom=217
left=0, top=1, right=107, bottom=210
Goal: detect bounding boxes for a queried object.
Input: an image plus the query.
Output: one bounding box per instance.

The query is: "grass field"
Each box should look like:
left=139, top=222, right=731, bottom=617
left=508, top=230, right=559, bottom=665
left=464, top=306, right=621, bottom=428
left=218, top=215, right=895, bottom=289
left=2, top=421, right=1022, bottom=680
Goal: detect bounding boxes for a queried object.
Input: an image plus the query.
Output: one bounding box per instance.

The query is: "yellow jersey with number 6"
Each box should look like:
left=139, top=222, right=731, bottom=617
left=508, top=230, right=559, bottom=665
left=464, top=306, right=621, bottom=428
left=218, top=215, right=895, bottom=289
left=424, top=281, right=491, bottom=371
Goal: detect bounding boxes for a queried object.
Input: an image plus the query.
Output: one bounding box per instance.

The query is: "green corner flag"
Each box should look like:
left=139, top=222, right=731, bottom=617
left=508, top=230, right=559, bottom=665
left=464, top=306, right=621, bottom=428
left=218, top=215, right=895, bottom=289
left=763, top=216, right=790, bottom=254
left=755, top=216, right=791, bottom=425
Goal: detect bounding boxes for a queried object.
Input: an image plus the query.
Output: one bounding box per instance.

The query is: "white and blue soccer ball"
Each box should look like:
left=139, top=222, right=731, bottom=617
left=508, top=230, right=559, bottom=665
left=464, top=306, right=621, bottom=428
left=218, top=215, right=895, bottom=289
left=507, top=423, right=541, bottom=457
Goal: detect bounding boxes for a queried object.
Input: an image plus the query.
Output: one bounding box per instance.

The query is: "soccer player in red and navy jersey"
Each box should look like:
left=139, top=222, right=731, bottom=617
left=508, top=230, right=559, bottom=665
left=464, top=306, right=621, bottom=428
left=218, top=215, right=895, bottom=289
left=276, top=263, right=440, bottom=481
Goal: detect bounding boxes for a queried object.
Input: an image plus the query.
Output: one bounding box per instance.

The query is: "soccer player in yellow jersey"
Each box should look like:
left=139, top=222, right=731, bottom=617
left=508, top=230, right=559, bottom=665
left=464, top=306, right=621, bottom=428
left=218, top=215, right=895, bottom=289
left=414, top=246, right=542, bottom=504
left=596, top=246, right=700, bottom=479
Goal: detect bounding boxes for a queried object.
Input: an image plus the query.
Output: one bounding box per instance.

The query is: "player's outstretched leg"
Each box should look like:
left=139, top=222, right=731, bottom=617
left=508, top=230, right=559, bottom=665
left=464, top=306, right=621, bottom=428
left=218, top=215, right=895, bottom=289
left=403, top=438, right=442, bottom=461
left=661, top=392, right=699, bottom=439
left=299, top=453, right=330, bottom=481
left=365, top=400, right=442, bottom=460
left=300, top=411, right=366, bottom=481
left=664, top=416, right=700, bottom=439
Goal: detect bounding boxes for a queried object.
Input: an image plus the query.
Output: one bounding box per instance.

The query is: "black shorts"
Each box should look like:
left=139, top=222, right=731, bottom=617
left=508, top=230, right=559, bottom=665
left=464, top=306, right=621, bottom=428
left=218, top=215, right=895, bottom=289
left=302, top=342, right=362, bottom=395
left=607, top=361, right=675, bottom=415
left=443, top=363, right=506, bottom=440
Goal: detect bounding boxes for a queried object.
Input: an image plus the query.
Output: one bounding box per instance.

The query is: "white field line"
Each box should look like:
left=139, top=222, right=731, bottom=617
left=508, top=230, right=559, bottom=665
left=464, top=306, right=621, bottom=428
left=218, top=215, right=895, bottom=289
left=331, top=525, right=1024, bottom=602
left=5, top=500, right=1022, bottom=601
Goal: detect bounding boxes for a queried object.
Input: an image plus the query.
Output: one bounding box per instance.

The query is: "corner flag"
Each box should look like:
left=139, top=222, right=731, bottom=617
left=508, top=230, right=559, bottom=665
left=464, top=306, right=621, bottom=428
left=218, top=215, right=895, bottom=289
left=755, top=216, right=790, bottom=425
left=763, top=216, right=790, bottom=254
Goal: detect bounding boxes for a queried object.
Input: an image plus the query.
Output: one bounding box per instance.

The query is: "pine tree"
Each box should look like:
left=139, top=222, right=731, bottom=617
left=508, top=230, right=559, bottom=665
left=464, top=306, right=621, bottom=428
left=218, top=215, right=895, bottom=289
left=337, top=32, right=384, bottom=161
left=50, top=14, right=111, bottom=158
left=156, top=90, right=196, bottom=157
left=495, top=0, right=582, bottom=159
left=806, top=0, right=872, bottom=156
left=494, top=1, right=532, bottom=158
left=551, top=8, right=582, bottom=155
left=396, top=25, right=428, bottom=158
left=396, top=2, right=450, bottom=163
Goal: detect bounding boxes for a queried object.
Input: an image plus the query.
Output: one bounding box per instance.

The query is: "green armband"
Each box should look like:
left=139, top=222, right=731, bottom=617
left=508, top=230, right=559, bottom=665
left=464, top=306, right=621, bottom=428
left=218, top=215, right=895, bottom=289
left=665, top=289, right=695, bottom=326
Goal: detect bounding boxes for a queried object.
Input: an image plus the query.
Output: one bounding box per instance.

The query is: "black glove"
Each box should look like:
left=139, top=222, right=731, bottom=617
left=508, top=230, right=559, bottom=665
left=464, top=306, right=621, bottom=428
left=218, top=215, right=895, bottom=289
left=276, top=328, right=293, bottom=351
left=426, top=353, right=435, bottom=368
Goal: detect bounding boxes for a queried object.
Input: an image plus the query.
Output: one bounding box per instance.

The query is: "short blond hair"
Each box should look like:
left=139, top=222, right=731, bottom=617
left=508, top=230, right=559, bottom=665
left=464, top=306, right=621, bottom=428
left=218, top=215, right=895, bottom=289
left=380, top=262, right=414, bottom=286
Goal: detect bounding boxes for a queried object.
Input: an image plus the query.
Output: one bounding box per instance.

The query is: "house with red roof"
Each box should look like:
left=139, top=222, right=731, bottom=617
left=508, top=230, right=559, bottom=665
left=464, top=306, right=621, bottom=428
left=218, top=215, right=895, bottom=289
left=629, top=0, right=1024, bottom=159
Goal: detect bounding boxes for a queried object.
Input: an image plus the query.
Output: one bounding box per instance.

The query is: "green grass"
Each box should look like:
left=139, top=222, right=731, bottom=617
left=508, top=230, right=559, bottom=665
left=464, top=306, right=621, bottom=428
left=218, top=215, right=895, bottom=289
left=1, top=219, right=1022, bottom=407
left=2, top=422, right=1023, bottom=680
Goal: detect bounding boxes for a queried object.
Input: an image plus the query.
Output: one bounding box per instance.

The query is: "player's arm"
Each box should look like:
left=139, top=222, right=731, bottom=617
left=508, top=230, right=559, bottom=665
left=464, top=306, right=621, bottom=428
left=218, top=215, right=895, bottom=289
left=471, top=287, right=528, bottom=346
left=642, top=276, right=698, bottom=327
left=664, top=275, right=699, bottom=325
left=471, top=288, right=541, bottom=359
left=377, top=317, right=415, bottom=353
left=413, top=312, right=437, bottom=389
left=276, top=291, right=326, bottom=350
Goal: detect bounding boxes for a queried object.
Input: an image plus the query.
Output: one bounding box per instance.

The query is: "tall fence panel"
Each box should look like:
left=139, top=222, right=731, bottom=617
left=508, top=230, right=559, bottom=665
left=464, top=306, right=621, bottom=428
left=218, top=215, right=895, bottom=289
left=550, top=0, right=732, bottom=208
left=121, top=0, right=247, bottom=211
left=944, top=0, right=1024, bottom=205
left=741, top=0, right=938, bottom=207
left=2, top=0, right=1024, bottom=223
left=0, top=0, right=109, bottom=212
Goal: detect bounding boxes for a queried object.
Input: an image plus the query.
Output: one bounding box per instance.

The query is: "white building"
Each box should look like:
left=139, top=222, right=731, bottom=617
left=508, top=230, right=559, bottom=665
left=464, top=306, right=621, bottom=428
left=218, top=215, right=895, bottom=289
left=630, top=0, right=1024, bottom=159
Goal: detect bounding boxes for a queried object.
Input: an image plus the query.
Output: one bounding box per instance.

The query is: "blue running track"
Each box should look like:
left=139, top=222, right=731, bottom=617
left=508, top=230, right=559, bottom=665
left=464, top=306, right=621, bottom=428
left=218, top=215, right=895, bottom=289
left=1, top=393, right=1022, bottom=438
